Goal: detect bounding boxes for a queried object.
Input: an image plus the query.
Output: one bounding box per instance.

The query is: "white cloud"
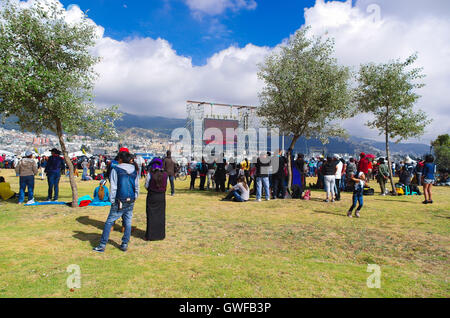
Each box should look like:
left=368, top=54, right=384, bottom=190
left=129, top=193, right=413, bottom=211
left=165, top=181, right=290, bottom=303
left=93, top=35, right=268, bottom=118
left=183, top=0, right=257, bottom=17
left=302, top=0, right=450, bottom=142
left=4, top=0, right=449, bottom=143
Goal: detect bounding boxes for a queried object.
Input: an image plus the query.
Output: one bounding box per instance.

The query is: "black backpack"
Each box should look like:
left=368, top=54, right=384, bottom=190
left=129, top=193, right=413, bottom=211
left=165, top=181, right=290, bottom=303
left=291, top=185, right=302, bottom=199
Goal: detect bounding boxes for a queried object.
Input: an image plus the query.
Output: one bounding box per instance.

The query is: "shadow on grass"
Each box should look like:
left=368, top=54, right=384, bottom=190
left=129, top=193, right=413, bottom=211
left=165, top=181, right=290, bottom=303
left=175, top=188, right=227, bottom=197
left=76, top=216, right=146, bottom=240
left=434, top=215, right=450, bottom=219
left=375, top=199, right=417, bottom=204
left=72, top=231, right=122, bottom=249
left=313, top=210, right=348, bottom=217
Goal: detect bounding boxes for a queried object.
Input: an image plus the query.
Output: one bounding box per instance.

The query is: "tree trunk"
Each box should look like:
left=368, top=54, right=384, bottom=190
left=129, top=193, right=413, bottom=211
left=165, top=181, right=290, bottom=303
left=385, top=131, right=397, bottom=196
left=56, top=119, right=78, bottom=207
left=287, top=135, right=300, bottom=190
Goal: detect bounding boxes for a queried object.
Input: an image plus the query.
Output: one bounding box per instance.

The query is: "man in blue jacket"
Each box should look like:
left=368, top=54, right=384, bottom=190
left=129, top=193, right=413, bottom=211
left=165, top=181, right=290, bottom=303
left=45, top=148, right=65, bottom=201
left=93, top=151, right=140, bottom=253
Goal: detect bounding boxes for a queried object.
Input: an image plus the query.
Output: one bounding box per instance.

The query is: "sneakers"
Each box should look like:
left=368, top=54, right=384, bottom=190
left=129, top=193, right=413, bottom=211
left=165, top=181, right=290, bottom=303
left=324, top=199, right=330, bottom=203
left=355, top=211, right=361, bottom=218
left=422, top=201, right=429, bottom=204
left=347, top=211, right=353, bottom=218
left=119, top=244, right=128, bottom=252
left=93, top=246, right=105, bottom=253
left=26, top=199, right=35, bottom=205
left=256, top=199, right=262, bottom=202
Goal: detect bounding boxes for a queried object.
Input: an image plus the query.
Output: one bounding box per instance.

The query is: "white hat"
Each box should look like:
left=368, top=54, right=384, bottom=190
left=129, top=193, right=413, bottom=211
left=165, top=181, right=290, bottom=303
left=405, top=156, right=413, bottom=164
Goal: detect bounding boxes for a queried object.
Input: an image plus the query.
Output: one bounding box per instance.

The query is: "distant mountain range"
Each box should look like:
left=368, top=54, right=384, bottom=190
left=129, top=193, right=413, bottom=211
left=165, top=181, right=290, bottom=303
left=1, top=112, right=430, bottom=157
left=116, top=113, right=186, bottom=136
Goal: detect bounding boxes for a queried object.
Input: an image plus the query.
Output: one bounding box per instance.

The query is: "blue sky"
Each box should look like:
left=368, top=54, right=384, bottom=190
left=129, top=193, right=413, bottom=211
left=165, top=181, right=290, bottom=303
left=60, top=0, right=348, bottom=65
left=50, top=0, right=449, bottom=141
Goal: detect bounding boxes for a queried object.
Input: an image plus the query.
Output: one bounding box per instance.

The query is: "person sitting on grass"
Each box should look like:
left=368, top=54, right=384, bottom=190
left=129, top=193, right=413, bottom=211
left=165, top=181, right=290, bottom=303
left=347, top=172, right=368, bottom=218
left=221, top=175, right=249, bottom=202
left=0, top=176, right=17, bottom=202
left=93, top=180, right=110, bottom=203
left=436, top=171, right=450, bottom=186
left=399, top=165, right=412, bottom=187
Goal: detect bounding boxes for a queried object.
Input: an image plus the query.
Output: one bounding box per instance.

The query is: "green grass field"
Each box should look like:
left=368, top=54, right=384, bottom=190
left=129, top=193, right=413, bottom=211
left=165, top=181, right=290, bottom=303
left=0, top=169, right=448, bottom=298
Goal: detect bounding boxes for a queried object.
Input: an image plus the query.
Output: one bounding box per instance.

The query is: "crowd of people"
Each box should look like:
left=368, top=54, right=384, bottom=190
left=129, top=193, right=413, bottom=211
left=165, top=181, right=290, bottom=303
left=0, top=147, right=446, bottom=253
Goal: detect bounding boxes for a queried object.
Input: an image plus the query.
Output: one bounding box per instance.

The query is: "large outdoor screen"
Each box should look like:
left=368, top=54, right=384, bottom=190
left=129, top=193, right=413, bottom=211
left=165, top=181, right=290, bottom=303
left=204, top=119, right=239, bottom=145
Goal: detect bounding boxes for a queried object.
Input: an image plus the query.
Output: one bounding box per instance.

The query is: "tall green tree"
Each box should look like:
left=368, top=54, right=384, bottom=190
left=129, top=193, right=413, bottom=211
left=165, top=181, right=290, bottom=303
left=0, top=0, right=121, bottom=207
left=257, top=28, right=354, bottom=188
left=355, top=54, right=431, bottom=194
left=432, top=134, right=450, bottom=170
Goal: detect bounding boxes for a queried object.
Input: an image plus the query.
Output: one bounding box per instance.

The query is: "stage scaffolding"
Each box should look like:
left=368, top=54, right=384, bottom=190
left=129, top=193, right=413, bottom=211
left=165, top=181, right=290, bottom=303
left=185, top=101, right=260, bottom=159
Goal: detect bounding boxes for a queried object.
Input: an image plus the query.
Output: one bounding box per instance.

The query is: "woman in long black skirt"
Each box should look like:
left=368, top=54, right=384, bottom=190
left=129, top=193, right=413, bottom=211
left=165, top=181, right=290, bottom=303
left=145, top=158, right=168, bottom=241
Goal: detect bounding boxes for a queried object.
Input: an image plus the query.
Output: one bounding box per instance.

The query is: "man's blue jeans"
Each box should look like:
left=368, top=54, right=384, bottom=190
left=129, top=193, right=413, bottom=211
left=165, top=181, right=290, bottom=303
left=82, top=168, right=88, bottom=181
left=47, top=172, right=61, bottom=200
left=19, top=175, right=34, bottom=203
left=99, top=202, right=134, bottom=248
left=256, top=177, right=270, bottom=200
left=168, top=176, right=175, bottom=195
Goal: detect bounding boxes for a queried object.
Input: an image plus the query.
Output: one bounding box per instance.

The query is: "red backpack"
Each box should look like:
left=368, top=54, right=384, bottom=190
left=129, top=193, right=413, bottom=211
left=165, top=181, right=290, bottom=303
left=303, top=190, right=311, bottom=201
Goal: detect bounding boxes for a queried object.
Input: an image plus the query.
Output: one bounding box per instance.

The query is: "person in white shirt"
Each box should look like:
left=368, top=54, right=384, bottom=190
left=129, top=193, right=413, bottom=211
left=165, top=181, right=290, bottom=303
left=334, top=154, right=343, bottom=201
left=221, top=176, right=249, bottom=202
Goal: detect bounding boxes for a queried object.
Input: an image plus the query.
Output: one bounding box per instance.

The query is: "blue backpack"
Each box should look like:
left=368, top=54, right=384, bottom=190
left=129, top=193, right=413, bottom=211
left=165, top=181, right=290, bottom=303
left=114, top=166, right=137, bottom=203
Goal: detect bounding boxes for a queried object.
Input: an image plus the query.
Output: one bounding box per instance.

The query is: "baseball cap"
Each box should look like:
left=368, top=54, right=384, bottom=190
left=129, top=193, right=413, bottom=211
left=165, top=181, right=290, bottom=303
left=25, top=151, right=33, bottom=157
left=119, top=147, right=130, bottom=153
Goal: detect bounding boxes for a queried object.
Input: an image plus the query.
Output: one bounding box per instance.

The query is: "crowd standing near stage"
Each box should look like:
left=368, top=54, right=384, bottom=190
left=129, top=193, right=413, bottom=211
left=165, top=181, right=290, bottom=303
left=0, top=146, right=448, bottom=252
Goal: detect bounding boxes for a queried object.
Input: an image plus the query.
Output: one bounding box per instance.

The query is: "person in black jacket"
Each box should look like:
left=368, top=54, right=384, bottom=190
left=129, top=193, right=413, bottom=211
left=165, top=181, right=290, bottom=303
left=45, top=148, right=65, bottom=201
left=294, top=153, right=306, bottom=196
left=272, top=150, right=287, bottom=199
left=256, top=152, right=271, bottom=201
left=199, top=158, right=208, bottom=191
left=215, top=156, right=227, bottom=192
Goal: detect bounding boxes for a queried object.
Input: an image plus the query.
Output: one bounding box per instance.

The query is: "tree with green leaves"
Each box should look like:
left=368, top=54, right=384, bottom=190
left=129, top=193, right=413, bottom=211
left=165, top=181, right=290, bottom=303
left=257, top=27, right=354, bottom=188
left=432, top=134, right=450, bottom=171
left=355, top=54, right=431, bottom=194
left=0, top=0, right=121, bottom=207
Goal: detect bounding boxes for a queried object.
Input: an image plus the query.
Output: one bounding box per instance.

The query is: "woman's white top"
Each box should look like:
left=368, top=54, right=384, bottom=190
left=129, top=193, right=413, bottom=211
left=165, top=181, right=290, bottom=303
left=233, top=182, right=249, bottom=201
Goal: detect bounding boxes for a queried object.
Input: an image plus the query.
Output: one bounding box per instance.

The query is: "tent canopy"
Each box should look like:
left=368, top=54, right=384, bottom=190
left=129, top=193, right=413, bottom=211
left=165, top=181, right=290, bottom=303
left=0, top=150, right=16, bottom=157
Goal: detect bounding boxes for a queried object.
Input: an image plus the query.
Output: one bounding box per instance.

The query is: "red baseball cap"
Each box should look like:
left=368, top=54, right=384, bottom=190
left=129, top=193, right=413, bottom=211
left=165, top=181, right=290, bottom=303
left=119, top=147, right=130, bottom=153
left=360, top=152, right=366, bottom=157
